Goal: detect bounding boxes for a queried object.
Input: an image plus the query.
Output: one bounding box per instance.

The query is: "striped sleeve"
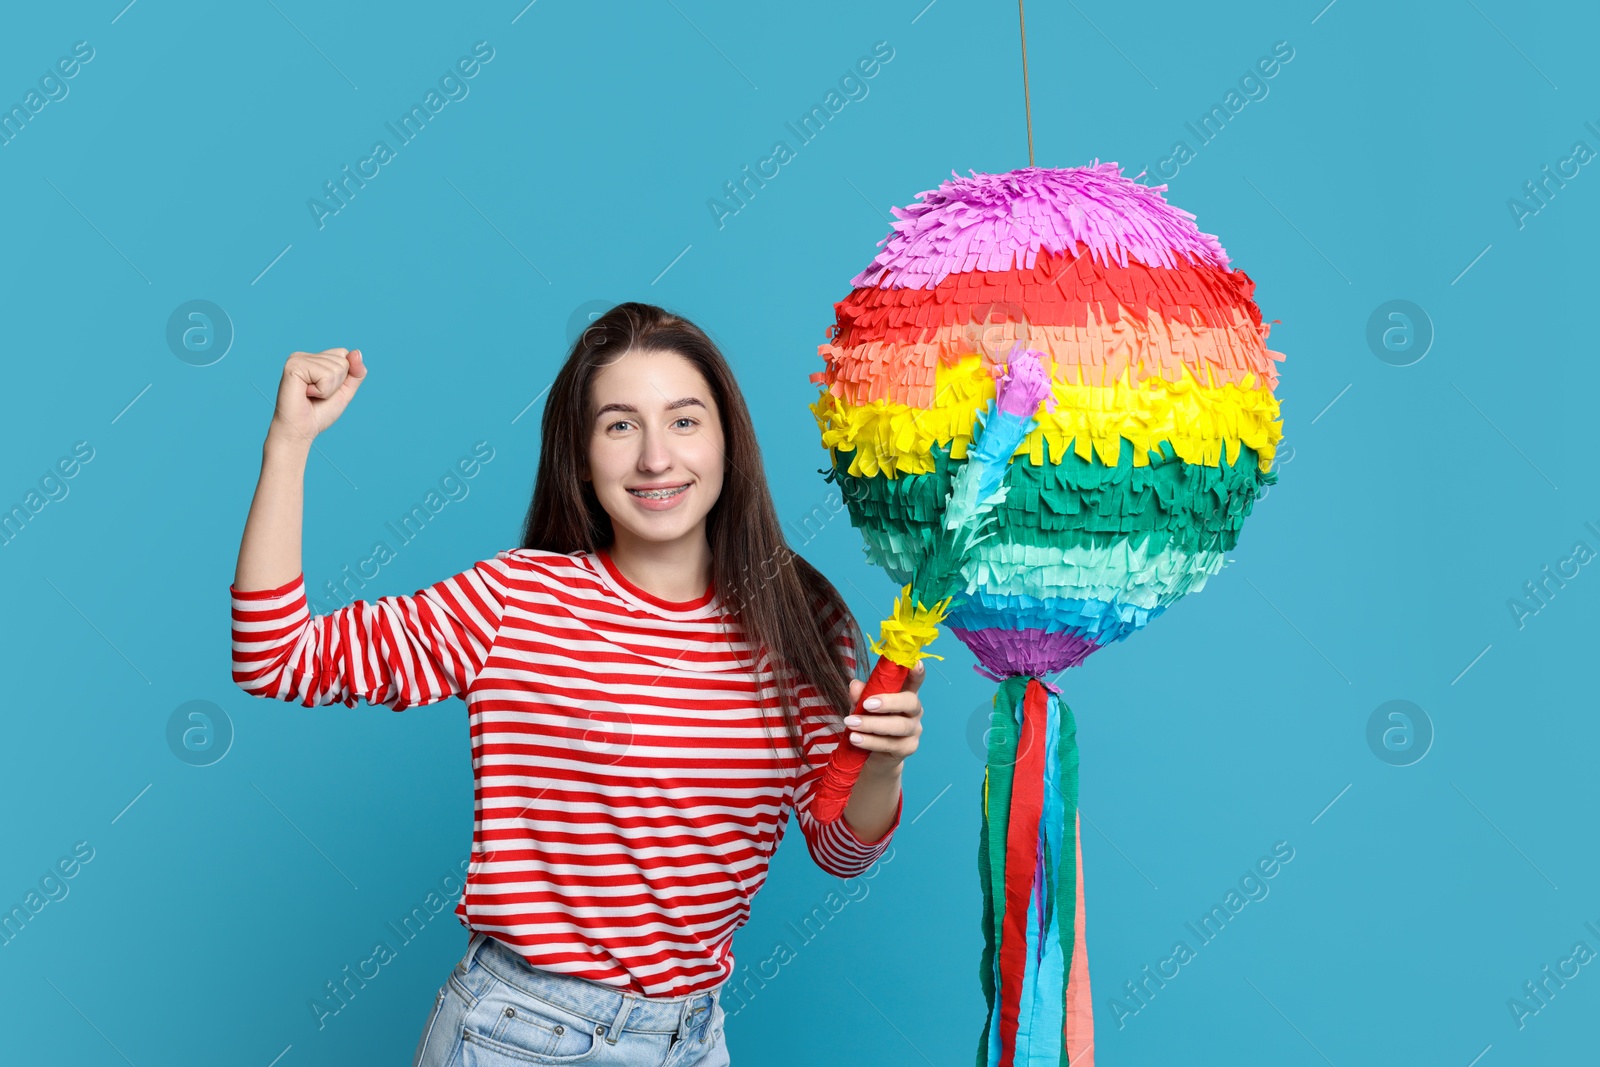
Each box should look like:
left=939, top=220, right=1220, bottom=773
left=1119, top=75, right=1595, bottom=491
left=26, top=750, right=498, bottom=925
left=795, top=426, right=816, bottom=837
left=229, top=554, right=515, bottom=711
left=791, top=606, right=902, bottom=878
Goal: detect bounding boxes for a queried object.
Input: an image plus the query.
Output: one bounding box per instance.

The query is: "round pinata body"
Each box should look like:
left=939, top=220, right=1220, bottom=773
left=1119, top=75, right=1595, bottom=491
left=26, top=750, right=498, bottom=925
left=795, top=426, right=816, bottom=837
left=811, top=163, right=1286, bottom=680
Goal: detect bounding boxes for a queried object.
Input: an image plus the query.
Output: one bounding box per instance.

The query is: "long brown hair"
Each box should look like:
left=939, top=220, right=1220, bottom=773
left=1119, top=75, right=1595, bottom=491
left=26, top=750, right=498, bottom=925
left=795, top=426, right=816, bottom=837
left=520, top=301, right=865, bottom=763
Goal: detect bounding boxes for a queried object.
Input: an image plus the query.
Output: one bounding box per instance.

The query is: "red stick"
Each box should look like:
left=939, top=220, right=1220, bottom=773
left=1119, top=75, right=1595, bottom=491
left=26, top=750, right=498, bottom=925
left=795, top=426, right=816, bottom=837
left=810, top=656, right=911, bottom=825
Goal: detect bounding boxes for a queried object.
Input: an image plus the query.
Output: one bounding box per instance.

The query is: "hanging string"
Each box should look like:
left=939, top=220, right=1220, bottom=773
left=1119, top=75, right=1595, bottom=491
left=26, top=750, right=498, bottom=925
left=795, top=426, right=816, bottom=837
left=1018, top=0, right=1034, bottom=167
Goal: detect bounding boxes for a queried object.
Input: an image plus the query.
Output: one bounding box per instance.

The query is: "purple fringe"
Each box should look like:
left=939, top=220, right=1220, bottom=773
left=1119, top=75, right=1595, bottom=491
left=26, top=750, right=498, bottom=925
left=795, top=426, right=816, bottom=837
left=950, top=626, right=1101, bottom=680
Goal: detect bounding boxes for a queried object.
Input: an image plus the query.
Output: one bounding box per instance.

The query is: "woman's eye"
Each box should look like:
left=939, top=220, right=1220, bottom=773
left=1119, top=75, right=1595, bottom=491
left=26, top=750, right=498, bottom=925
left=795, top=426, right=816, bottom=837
left=603, top=417, right=695, bottom=432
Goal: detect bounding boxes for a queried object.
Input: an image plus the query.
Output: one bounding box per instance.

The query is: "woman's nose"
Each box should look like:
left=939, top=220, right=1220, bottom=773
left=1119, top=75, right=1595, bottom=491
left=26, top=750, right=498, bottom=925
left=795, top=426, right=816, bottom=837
left=637, top=425, right=672, bottom=470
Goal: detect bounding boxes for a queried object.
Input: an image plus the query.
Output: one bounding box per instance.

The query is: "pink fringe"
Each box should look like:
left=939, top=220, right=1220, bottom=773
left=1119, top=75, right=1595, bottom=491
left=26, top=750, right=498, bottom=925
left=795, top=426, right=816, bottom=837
left=849, top=162, right=1230, bottom=291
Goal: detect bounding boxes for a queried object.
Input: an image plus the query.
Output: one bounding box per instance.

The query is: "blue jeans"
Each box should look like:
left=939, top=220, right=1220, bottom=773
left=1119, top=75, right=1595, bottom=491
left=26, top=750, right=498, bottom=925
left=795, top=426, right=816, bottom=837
left=412, top=929, right=730, bottom=1067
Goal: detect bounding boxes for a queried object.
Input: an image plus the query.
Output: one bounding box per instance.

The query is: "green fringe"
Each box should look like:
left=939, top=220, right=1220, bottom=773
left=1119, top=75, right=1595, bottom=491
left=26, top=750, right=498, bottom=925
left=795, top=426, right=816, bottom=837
left=824, top=437, right=1275, bottom=557
left=977, top=770, right=995, bottom=1067
left=976, top=677, right=1029, bottom=1066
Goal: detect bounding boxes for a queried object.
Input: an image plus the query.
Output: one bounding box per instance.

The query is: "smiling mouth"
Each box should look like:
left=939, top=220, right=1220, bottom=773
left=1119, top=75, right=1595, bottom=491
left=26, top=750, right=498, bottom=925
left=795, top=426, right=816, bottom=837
left=627, top=484, right=690, bottom=500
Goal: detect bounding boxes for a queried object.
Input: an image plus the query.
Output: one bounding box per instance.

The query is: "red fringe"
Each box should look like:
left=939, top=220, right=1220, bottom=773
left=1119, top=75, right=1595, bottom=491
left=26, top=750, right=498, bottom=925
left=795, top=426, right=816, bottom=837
left=830, top=246, right=1264, bottom=346
left=996, top=679, right=1051, bottom=1067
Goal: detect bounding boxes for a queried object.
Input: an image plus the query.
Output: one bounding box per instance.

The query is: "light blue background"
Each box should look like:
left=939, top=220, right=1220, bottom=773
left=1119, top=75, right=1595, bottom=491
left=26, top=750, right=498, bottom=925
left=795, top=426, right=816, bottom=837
left=2, top=1, right=1596, bottom=1064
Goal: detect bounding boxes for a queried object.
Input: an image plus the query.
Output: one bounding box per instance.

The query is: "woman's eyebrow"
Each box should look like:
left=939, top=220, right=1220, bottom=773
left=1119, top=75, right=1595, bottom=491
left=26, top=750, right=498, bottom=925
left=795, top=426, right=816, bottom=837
left=594, top=397, right=706, bottom=419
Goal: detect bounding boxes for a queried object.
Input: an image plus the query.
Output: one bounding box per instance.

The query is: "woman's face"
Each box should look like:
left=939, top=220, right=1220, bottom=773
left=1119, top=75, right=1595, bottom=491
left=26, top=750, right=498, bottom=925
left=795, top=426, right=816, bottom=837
left=584, top=348, right=726, bottom=552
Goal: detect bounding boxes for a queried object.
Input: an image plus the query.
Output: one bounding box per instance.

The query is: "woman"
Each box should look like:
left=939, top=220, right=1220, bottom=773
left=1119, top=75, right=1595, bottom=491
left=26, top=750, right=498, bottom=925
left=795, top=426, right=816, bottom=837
left=228, top=302, right=925, bottom=1067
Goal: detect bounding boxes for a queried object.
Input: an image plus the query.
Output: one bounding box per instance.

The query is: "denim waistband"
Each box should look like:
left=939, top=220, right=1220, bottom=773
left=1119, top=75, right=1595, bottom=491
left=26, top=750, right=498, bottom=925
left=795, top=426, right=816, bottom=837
left=461, top=929, right=723, bottom=1040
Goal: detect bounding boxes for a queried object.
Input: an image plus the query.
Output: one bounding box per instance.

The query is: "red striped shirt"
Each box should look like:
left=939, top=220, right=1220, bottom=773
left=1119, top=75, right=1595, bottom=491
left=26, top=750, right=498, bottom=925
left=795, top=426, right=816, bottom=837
left=229, top=547, right=901, bottom=996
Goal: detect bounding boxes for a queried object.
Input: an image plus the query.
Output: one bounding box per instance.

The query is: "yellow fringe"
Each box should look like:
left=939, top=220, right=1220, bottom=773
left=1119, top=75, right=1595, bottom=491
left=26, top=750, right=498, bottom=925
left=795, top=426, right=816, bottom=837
left=869, top=583, right=952, bottom=669
left=812, top=352, right=1282, bottom=478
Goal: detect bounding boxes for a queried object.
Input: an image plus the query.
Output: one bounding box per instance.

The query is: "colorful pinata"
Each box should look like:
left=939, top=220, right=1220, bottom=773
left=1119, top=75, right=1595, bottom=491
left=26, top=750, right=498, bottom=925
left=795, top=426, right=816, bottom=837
left=807, top=163, right=1285, bottom=1066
